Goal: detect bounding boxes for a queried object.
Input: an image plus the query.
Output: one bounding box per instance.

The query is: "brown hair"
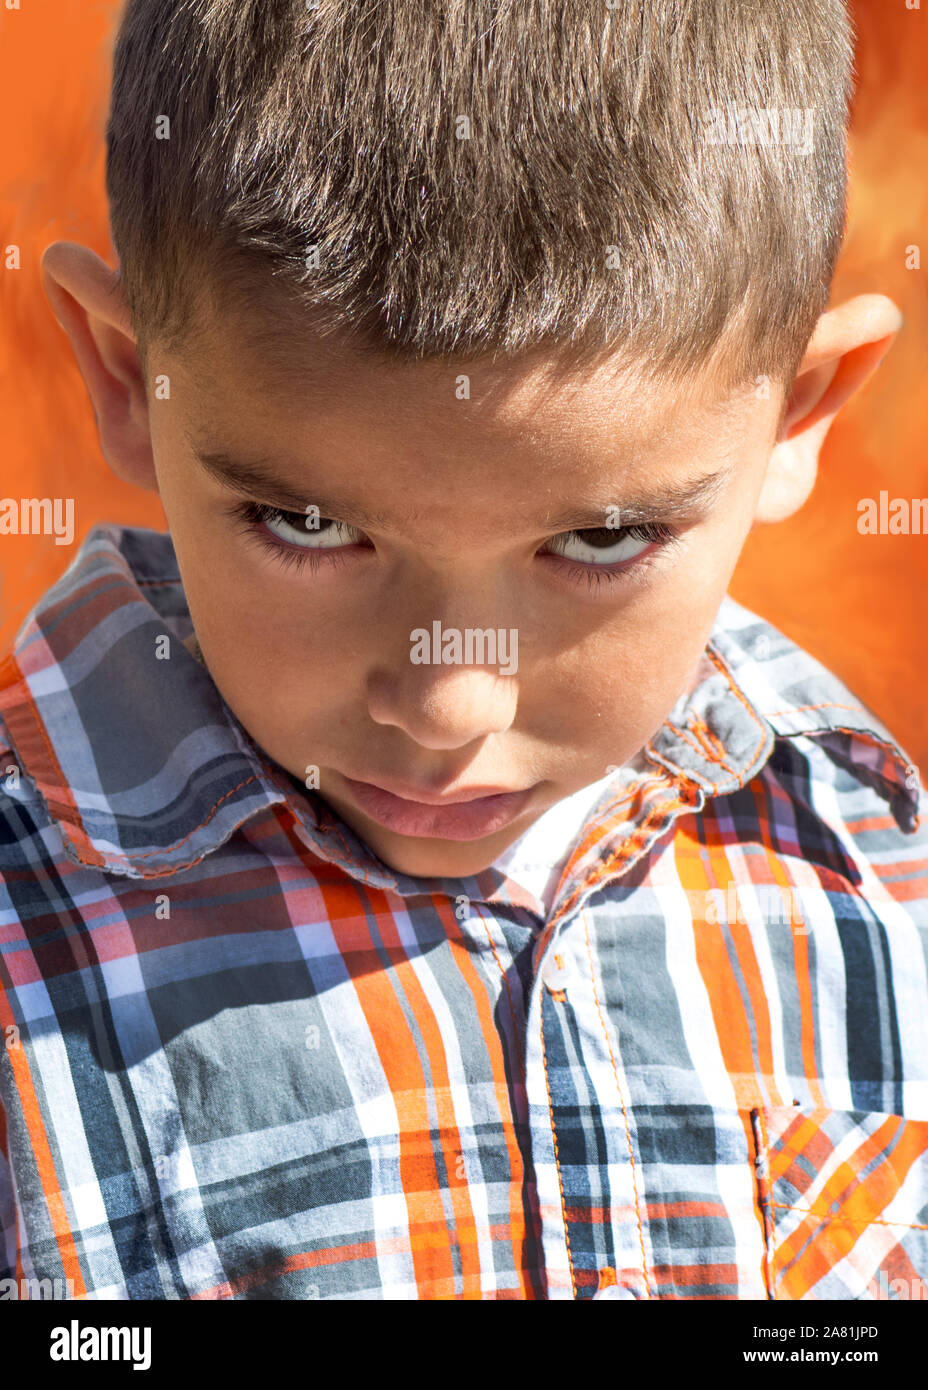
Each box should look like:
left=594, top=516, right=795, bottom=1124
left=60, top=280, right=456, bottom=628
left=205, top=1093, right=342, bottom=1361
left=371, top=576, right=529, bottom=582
left=105, top=0, right=854, bottom=389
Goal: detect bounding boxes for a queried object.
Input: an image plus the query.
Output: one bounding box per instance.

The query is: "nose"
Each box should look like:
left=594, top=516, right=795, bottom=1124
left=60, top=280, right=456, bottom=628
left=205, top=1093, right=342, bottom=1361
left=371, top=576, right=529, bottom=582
left=366, top=661, right=519, bottom=749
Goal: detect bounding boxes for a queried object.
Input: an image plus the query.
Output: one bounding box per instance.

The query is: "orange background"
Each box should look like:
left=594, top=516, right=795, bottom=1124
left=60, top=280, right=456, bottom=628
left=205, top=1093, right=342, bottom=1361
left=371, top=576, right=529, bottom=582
left=1, top=1, right=926, bottom=769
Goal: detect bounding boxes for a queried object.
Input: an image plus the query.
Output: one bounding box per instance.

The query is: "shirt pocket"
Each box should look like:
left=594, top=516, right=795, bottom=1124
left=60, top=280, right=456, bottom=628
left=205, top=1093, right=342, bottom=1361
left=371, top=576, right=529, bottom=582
left=750, top=1104, right=928, bottom=1300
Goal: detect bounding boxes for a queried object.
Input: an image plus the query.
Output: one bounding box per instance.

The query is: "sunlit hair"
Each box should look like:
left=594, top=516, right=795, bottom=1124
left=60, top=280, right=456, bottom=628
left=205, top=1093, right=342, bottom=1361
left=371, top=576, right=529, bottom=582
left=106, top=0, right=854, bottom=391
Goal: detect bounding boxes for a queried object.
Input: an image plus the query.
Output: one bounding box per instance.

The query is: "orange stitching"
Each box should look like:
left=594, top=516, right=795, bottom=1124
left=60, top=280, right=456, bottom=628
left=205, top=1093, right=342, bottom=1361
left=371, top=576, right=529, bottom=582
left=226, top=722, right=383, bottom=872
left=767, top=713, right=902, bottom=764
left=538, top=968, right=577, bottom=1299
left=565, top=778, right=665, bottom=853
left=766, top=717, right=913, bottom=808
left=549, top=784, right=696, bottom=929
left=807, top=724, right=911, bottom=796
left=5, top=651, right=272, bottom=876
left=764, top=701, right=868, bottom=719
left=586, top=784, right=640, bottom=820
left=111, top=776, right=260, bottom=858
left=828, top=725, right=902, bottom=756
left=668, top=718, right=738, bottom=779
left=545, top=782, right=644, bottom=896
left=685, top=718, right=719, bottom=763
left=243, top=740, right=389, bottom=886
left=9, top=641, right=385, bottom=883
left=691, top=716, right=736, bottom=770
left=659, top=725, right=722, bottom=794
left=769, top=1201, right=928, bottom=1232
left=667, top=720, right=721, bottom=766
left=65, top=774, right=261, bottom=876
left=581, top=906, right=652, bottom=1298
left=703, top=647, right=771, bottom=783
left=70, top=838, right=225, bottom=880
left=640, top=641, right=772, bottom=797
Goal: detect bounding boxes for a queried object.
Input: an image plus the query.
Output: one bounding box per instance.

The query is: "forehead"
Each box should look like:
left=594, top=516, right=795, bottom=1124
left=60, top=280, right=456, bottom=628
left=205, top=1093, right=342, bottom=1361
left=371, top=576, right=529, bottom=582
left=163, top=303, right=775, bottom=528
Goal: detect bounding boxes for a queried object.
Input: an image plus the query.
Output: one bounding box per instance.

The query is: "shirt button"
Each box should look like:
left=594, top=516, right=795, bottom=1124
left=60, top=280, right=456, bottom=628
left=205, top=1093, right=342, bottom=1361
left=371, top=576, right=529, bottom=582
left=541, top=952, right=571, bottom=993
left=593, top=1283, right=639, bottom=1299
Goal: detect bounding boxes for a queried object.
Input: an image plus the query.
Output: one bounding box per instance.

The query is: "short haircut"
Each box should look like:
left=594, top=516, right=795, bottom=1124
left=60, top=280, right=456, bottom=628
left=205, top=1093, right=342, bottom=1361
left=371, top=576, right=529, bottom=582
left=105, top=0, right=854, bottom=391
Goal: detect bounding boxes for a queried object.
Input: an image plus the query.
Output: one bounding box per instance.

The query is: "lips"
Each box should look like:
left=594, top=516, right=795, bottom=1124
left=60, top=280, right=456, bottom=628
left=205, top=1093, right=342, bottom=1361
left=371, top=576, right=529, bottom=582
left=340, top=774, right=536, bottom=841
left=347, top=776, right=521, bottom=805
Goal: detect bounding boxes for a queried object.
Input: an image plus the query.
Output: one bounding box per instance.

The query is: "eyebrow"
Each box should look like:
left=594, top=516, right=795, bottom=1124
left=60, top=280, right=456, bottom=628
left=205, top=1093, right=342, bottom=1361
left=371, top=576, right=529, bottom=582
left=188, top=439, right=735, bottom=533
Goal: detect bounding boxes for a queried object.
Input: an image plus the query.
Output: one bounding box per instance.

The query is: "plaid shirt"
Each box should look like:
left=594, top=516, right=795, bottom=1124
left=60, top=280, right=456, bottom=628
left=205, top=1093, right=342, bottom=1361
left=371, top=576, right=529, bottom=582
left=1, top=523, right=927, bottom=1302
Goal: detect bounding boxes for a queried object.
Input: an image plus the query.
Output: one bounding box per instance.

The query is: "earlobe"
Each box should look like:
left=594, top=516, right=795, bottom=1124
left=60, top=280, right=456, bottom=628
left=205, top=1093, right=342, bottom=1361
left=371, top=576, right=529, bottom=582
left=753, top=436, right=820, bottom=524
left=752, top=293, right=903, bottom=527
left=40, top=241, right=158, bottom=493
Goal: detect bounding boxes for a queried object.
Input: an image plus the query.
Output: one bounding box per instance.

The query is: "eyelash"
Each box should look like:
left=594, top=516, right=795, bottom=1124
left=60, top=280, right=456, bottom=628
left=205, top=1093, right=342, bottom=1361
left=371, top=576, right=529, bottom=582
left=223, top=499, right=680, bottom=592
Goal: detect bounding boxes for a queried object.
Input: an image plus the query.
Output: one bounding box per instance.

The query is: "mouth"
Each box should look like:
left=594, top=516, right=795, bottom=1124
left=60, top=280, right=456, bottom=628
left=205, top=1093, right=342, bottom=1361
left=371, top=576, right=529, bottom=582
left=340, top=774, right=537, bottom=841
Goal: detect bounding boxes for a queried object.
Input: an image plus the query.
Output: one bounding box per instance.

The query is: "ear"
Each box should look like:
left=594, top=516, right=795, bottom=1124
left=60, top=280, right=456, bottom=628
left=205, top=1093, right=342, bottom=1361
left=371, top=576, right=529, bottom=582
left=40, top=241, right=158, bottom=492
left=753, top=294, right=903, bottom=524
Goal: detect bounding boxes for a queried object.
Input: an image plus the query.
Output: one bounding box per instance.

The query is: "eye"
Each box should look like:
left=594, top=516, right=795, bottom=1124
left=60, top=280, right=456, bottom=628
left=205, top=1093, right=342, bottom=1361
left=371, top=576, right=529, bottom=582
left=223, top=500, right=369, bottom=574
left=224, top=497, right=679, bottom=589
left=257, top=504, right=365, bottom=549
left=545, top=523, right=673, bottom=567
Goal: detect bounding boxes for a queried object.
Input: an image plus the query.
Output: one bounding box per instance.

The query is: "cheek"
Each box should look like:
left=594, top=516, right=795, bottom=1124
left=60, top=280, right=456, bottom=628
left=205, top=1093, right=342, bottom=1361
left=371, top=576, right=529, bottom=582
left=196, top=629, right=350, bottom=783
left=173, top=512, right=351, bottom=650
left=171, top=552, right=352, bottom=747
left=549, top=604, right=717, bottom=746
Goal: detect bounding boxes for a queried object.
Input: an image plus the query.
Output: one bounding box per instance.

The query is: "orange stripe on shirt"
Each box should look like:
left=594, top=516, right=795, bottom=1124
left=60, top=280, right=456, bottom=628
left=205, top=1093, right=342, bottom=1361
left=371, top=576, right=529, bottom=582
left=774, top=1114, right=928, bottom=1297
left=0, top=986, right=88, bottom=1297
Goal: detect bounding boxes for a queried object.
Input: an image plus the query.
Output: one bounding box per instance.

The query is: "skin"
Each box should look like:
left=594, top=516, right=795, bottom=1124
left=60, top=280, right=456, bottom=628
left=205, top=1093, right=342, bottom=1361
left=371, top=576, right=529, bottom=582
left=40, top=243, right=902, bottom=877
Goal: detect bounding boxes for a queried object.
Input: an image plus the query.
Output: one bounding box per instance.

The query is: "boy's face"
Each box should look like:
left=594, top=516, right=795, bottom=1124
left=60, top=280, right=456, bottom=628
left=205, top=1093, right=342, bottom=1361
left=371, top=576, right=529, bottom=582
left=147, top=314, right=781, bottom=878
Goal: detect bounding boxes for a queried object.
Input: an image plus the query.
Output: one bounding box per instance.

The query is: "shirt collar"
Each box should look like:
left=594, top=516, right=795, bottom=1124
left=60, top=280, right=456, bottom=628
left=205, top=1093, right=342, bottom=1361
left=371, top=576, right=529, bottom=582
left=0, top=524, right=918, bottom=910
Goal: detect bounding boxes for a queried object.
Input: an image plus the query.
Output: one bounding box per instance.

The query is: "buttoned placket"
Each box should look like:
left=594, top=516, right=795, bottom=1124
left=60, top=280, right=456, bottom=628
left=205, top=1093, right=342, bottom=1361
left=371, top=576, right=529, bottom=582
left=515, top=754, right=722, bottom=1300
left=526, top=880, right=656, bottom=1297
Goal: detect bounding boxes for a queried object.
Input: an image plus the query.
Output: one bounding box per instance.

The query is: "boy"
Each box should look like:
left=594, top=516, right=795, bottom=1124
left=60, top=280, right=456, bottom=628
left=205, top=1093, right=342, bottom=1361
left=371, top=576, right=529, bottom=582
left=1, top=0, right=926, bottom=1301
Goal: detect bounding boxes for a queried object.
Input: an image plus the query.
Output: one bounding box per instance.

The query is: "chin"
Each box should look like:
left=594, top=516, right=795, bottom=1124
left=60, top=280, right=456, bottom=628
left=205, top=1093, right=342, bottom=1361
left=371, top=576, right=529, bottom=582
left=372, top=836, right=501, bottom=879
